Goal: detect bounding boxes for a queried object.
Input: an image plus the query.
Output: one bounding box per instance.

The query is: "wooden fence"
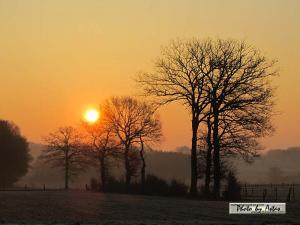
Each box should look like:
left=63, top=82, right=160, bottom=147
left=1, top=183, right=299, bottom=202
left=0, top=184, right=89, bottom=191
left=240, top=184, right=299, bottom=202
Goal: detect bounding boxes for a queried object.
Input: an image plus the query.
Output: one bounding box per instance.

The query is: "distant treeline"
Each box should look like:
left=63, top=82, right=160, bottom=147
left=19, top=145, right=300, bottom=188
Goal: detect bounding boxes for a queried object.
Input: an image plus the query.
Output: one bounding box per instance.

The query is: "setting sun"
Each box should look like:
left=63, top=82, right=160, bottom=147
left=84, top=109, right=100, bottom=123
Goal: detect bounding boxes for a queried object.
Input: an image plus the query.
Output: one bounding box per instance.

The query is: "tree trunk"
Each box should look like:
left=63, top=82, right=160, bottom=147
left=212, top=108, right=221, bottom=199
left=204, top=118, right=212, bottom=196
left=124, top=144, right=131, bottom=185
left=190, top=118, right=198, bottom=197
left=139, top=136, right=146, bottom=189
left=100, top=156, right=106, bottom=191
left=64, top=150, right=69, bottom=190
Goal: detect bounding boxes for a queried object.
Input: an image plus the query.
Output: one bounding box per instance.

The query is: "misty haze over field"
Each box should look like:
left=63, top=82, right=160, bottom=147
left=18, top=143, right=300, bottom=188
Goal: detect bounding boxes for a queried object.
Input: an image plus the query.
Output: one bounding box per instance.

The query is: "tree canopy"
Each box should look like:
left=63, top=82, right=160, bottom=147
left=0, top=120, right=31, bottom=187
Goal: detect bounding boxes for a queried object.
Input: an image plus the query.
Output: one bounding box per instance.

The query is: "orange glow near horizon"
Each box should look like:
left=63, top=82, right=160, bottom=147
left=0, top=0, right=300, bottom=151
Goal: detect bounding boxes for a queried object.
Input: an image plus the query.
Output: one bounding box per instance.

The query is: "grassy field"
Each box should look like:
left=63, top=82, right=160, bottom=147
left=0, top=191, right=299, bottom=224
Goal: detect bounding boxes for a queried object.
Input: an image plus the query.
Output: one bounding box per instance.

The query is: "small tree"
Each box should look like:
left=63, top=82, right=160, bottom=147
left=103, top=97, right=162, bottom=186
left=137, top=105, right=162, bottom=187
left=0, top=120, right=31, bottom=187
left=40, top=126, right=86, bottom=189
left=82, top=116, right=119, bottom=191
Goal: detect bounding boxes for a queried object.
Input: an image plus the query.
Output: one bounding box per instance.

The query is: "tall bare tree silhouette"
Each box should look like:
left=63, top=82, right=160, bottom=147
left=138, top=38, right=276, bottom=198
left=199, top=39, right=276, bottom=198
left=137, top=40, right=210, bottom=196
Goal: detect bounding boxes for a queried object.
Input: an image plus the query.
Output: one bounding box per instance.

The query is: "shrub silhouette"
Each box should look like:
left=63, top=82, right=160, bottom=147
left=90, top=178, right=99, bottom=191
left=223, top=171, right=241, bottom=201
left=88, top=174, right=188, bottom=197
left=169, top=179, right=188, bottom=196
left=144, top=174, right=169, bottom=195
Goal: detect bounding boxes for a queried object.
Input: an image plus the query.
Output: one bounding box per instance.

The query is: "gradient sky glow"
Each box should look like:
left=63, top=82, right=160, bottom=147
left=0, top=0, right=299, bottom=151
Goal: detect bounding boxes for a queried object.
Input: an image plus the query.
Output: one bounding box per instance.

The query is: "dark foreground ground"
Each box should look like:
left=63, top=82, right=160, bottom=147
left=0, top=191, right=299, bottom=225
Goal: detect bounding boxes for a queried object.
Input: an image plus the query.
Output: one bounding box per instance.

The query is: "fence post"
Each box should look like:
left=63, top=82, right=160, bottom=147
left=244, top=184, right=248, bottom=200
left=43, top=184, right=46, bottom=191
left=292, top=184, right=295, bottom=202
left=286, top=186, right=292, bottom=202
left=263, top=189, right=267, bottom=201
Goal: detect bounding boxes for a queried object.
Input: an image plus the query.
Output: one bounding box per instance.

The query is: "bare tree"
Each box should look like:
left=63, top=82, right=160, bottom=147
left=40, top=126, right=86, bottom=189
left=138, top=38, right=276, bottom=198
left=197, top=39, right=276, bottom=198
left=103, top=96, right=162, bottom=186
left=82, top=117, right=119, bottom=190
left=137, top=40, right=210, bottom=196
left=137, top=108, right=162, bottom=187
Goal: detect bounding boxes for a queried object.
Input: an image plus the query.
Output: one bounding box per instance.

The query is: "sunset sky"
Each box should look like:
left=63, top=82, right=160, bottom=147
left=0, top=0, right=299, bottom=151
